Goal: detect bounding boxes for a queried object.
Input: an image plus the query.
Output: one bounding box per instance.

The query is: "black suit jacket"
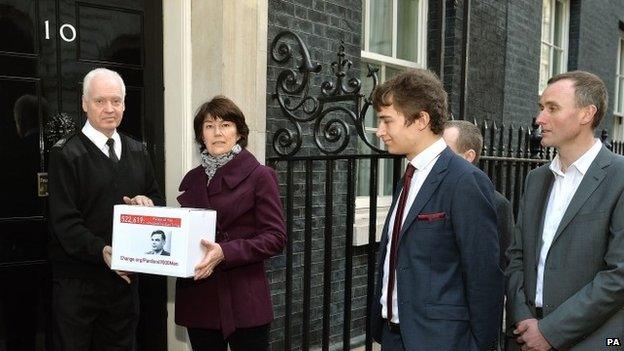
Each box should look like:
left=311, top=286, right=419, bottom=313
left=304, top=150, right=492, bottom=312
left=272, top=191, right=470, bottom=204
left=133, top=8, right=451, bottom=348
left=493, top=191, right=513, bottom=270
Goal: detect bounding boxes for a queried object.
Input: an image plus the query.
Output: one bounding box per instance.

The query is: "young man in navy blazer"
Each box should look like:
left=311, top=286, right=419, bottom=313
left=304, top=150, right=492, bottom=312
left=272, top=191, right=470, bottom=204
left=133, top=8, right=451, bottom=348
left=369, top=69, right=503, bottom=351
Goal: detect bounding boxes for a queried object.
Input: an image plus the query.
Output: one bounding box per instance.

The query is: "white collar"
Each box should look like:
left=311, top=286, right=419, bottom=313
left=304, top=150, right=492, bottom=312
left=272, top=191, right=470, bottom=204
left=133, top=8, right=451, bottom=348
left=82, top=120, right=121, bottom=151
left=408, top=137, right=447, bottom=170
left=549, top=139, right=602, bottom=176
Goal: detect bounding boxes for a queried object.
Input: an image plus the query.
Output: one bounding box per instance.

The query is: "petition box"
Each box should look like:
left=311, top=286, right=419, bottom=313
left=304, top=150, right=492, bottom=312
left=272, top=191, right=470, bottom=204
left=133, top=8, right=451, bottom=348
left=111, top=205, right=216, bottom=277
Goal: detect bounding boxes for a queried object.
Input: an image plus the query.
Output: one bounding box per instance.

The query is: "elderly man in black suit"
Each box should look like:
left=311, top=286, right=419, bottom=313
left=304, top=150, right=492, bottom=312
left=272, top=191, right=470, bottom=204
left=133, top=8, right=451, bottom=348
left=48, top=68, right=164, bottom=351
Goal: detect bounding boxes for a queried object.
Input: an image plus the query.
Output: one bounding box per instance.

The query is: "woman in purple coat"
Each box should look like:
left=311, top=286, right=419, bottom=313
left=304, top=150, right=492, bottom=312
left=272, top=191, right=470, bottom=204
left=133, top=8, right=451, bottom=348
left=175, top=96, right=286, bottom=350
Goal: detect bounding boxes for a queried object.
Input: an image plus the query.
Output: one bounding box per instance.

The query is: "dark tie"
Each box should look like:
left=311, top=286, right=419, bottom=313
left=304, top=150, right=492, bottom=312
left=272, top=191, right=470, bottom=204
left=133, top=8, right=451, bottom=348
left=106, top=138, right=119, bottom=163
left=387, top=163, right=416, bottom=321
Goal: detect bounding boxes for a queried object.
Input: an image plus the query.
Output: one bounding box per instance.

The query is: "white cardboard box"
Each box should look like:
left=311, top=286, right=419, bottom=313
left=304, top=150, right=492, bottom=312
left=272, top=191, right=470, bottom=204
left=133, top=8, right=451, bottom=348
left=111, top=205, right=216, bottom=277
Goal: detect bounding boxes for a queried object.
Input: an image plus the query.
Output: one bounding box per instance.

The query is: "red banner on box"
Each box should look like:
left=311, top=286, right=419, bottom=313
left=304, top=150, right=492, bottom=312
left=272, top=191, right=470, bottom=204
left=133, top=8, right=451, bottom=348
left=119, top=214, right=182, bottom=227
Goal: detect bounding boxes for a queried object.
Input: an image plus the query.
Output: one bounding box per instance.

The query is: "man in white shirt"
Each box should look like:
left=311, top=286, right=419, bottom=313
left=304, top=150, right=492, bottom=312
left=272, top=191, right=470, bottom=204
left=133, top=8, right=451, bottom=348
left=506, top=71, right=624, bottom=351
left=369, top=69, right=502, bottom=351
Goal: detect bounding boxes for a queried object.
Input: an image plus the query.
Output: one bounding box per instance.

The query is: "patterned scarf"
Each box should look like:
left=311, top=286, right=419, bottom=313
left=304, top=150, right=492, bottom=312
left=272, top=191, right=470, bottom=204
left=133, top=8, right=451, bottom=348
left=200, top=144, right=242, bottom=184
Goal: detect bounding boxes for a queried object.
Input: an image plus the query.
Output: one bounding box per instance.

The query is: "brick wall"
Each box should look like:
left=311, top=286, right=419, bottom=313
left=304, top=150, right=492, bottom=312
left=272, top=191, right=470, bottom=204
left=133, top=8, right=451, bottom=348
left=265, top=1, right=624, bottom=350
left=502, top=0, right=624, bottom=133
left=568, top=0, right=581, bottom=71
left=429, top=0, right=508, bottom=123
left=572, top=0, right=624, bottom=134
left=266, top=0, right=366, bottom=349
left=501, top=0, right=541, bottom=126
left=465, top=0, right=508, bottom=123
left=427, top=0, right=465, bottom=120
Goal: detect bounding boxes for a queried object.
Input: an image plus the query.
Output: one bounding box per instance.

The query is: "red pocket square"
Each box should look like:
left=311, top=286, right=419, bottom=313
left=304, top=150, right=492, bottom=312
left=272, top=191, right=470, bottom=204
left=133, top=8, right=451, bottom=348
left=417, top=212, right=446, bottom=221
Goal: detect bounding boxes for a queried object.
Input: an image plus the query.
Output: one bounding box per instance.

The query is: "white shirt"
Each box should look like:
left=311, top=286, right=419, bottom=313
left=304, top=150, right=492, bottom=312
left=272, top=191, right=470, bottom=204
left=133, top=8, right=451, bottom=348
left=381, top=137, right=447, bottom=323
left=535, top=139, right=602, bottom=307
left=82, top=121, right=122, bottom=160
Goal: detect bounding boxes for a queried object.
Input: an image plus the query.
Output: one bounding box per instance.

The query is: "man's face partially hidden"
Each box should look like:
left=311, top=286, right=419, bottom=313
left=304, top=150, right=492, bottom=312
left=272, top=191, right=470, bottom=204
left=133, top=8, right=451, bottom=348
left=442, top=126, right=477, bottom=164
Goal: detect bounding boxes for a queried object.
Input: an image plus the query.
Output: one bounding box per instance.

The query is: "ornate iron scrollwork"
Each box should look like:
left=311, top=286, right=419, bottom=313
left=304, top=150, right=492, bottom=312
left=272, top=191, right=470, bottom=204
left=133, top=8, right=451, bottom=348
left=270, top=30, right=382, bottom=157
left=44, top=112, right=77, bottom=147
left=321, top=44, right=361, bottom=98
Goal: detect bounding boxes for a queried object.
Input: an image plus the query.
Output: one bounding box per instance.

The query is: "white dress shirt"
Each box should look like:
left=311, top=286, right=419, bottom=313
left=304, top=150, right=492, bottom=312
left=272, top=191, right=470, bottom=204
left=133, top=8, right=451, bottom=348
left=381, top=137, right=447, bottom=323
left=82, top=121, right=122, bottom=160
left=535, top=139, right=602, bottom=307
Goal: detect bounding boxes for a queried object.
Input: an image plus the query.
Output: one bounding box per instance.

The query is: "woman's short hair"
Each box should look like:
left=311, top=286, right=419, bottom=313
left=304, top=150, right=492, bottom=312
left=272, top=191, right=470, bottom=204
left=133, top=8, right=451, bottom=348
left=193, top=95, right=250, bottom=151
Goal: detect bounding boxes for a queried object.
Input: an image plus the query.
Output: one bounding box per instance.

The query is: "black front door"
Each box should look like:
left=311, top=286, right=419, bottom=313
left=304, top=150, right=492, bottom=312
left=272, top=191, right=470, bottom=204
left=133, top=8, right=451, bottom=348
left=0, top=1, right=165, bottom=350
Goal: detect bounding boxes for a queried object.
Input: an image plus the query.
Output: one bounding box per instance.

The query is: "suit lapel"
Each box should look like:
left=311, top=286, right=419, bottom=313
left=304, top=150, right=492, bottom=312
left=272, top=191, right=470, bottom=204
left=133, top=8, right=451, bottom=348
left=533, top=168, right=554, bottom=262
left=398, top=148, right=451, bottom=241
left=550, top=147, right=611, bottom=244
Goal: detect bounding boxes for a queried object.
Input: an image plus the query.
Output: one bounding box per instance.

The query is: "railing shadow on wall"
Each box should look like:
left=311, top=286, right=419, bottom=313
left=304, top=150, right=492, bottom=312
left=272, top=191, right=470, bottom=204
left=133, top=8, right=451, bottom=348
left=266, top=29, right=618, bottom=351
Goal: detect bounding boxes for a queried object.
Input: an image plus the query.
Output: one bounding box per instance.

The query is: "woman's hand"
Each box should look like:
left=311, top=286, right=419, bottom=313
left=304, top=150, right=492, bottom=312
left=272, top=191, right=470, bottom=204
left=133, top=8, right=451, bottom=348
left=194, top=239, right=225, bottom=280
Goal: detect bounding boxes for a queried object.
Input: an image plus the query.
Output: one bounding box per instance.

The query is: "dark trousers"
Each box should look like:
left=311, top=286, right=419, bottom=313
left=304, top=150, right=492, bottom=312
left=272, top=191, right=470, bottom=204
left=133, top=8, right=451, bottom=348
left=136, top=274, right=167, bottom=351
left=187, top=324, right=270, bottom=351
left=380, top=322, right=405, bottom=351
left=52, top=276, right=139, bottom=351
left=2, top=264, right=53, bottom=351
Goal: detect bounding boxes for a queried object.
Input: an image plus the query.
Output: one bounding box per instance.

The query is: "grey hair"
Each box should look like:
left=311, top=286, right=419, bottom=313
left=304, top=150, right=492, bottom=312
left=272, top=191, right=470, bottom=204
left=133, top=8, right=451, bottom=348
left=82, top=68, right=126, bottom=99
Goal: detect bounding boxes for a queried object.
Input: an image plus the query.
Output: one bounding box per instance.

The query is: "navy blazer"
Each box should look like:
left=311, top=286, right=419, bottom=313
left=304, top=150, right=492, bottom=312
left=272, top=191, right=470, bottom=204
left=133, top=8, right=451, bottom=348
left=174, top=149, right=286, bottom=337
left=371, top=147, right=503, bottom=351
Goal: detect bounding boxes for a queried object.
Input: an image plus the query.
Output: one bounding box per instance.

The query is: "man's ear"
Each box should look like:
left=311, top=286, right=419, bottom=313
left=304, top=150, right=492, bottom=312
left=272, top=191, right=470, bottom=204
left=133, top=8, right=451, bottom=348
left=580, top=105, right=597, bottom=126
left=463, top=149, right=477, bottom=164
left=416, top=111, right=430, bottom=131
left=82, top=96, right=88, bottom=113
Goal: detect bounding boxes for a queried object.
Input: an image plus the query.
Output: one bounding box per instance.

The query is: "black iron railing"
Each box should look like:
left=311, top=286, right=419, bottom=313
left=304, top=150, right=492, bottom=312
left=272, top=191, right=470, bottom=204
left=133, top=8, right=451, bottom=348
left=267, top=30, right=620, bottom=351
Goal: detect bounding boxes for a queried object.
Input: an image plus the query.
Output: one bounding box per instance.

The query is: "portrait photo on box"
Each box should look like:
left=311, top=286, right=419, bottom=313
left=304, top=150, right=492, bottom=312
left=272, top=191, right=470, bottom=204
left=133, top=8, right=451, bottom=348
left=146, top=229, right=171, bottom=256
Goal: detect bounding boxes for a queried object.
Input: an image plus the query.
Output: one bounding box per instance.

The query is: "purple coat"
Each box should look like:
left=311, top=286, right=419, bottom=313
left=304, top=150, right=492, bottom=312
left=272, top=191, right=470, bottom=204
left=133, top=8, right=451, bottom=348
left=174, top=149, right=286, bottom=337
